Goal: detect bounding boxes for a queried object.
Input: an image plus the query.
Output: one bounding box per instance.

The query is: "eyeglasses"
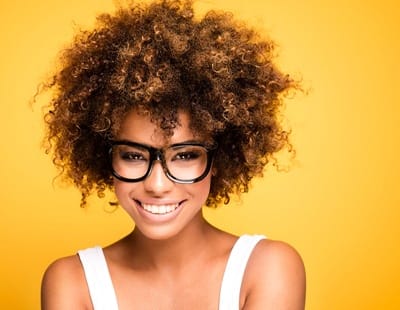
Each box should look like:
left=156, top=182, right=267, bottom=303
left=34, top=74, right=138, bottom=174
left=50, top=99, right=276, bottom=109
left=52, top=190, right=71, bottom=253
left=109, top=140, right=216, bottom=183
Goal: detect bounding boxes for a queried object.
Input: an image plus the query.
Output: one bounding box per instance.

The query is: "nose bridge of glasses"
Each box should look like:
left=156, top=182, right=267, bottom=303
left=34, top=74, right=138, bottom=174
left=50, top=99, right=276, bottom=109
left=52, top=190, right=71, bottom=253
left=149, top=148, right=169, bottom=173
left=144, top=148, right=176, bottom=186
left=151, top=148, right=165, bottom=163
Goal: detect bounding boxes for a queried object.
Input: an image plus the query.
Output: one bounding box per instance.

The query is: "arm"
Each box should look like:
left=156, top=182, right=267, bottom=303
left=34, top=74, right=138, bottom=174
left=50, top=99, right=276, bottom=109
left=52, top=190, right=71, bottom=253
left=242, top=240, right=306, bottom=310
left=41, top=255, right=90, bottom=310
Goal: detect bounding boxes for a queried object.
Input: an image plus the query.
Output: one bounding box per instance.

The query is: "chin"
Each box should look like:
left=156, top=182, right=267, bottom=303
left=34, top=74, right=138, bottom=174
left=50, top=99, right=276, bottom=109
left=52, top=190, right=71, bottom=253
left=134, top=223, right=186, bottom=241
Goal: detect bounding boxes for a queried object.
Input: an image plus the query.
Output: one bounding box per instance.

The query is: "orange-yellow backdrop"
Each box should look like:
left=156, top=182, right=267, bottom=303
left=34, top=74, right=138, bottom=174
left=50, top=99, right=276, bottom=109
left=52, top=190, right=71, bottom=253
left=1, top=0, right=399, bottom=309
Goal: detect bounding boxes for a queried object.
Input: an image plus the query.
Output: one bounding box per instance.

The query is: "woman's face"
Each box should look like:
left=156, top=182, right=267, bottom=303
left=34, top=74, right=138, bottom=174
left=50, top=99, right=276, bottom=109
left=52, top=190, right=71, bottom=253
left=113, top=109, right=212, bottom=240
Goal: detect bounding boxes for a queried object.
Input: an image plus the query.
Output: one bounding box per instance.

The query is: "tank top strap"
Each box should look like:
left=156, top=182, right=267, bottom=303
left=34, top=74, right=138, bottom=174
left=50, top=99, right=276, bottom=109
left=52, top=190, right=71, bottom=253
left=78, top=246, right=119, bottom=310
left=219, top=234, right=266, bottom=310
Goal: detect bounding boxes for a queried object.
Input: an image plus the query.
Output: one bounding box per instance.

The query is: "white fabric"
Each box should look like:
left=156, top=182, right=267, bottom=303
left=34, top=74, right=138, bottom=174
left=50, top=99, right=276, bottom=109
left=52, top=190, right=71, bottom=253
left=218, top=234, right=266, bottom=310
left=78, top=234, right=266, bottom=310
left=78, top=246, right=119, bottom=310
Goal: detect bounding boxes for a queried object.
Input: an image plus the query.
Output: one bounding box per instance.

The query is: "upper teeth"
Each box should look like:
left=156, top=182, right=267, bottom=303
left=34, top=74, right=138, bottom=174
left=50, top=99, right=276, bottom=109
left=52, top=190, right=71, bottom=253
left=142, top=203, right=179, bottom=215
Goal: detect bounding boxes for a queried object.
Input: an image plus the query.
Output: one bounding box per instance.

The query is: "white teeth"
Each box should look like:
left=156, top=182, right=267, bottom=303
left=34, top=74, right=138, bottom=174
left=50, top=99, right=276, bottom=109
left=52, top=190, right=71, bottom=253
left=141, top=203, right=179, bottom=215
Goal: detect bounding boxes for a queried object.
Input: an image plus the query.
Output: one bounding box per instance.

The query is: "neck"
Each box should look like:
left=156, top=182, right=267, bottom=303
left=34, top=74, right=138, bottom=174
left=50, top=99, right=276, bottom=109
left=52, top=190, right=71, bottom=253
left=126, top=212, right=217, bottom=271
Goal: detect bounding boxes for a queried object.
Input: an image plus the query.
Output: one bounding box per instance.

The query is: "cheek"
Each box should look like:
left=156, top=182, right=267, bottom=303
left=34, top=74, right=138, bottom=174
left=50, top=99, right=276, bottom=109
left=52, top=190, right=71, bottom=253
left=113, top=180, right=139, bottom=217
left=113, top=179, right=132, bottom=202
left=189, top=175, right=212, bottom=203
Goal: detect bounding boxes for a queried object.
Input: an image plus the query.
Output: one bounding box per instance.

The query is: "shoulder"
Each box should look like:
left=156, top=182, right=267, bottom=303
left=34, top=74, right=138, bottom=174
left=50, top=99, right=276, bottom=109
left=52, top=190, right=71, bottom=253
left=41, top=254, right=91, bottom=310
left=242, top=239, right=306, bottom=310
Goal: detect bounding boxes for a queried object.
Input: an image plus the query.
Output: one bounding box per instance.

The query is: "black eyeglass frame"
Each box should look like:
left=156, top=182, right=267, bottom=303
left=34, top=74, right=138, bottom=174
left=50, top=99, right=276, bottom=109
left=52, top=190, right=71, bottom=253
left=109, top=140, right=217, bottom=184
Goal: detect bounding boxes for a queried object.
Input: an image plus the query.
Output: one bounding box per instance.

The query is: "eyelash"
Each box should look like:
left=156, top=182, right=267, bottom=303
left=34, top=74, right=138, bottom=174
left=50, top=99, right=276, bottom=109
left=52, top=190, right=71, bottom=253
left=120, top=152, right=147, bottom=161
left=173, top=151, right=200, bottom=161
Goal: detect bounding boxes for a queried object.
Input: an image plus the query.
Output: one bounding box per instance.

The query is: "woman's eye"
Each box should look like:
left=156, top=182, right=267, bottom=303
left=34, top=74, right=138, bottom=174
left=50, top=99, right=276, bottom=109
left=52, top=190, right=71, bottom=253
left=174, top=151, right=200, bottom=161
left=120, top=152, right=146, bottom=161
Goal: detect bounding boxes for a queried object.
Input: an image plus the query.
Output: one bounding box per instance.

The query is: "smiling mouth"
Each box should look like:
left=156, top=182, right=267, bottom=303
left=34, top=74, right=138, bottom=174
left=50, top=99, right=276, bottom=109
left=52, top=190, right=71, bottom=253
left=140, top=202, right=180, bottom=215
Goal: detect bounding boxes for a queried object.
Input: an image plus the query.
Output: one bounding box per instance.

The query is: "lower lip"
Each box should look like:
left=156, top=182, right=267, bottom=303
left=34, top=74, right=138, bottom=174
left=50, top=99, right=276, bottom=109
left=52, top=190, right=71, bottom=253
left=135, top=201, right=184, bottom=223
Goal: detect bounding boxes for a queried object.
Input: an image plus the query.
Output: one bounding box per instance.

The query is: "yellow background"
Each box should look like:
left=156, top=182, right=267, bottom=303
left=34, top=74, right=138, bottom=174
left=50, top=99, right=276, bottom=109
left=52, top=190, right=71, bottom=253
left=1, top=0, right=399, bottom=309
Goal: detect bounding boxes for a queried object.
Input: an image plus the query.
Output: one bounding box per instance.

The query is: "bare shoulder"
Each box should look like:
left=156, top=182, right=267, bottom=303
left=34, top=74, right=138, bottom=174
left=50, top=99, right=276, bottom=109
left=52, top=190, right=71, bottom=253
left=242, top=239, right=306, bottom=310
left=41, top=254, right=90, bottom=310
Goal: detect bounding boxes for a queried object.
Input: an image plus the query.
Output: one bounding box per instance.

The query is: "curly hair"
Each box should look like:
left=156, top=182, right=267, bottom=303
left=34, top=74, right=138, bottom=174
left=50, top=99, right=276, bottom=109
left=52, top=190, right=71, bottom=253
left=40, top=0, right=297, bottom=207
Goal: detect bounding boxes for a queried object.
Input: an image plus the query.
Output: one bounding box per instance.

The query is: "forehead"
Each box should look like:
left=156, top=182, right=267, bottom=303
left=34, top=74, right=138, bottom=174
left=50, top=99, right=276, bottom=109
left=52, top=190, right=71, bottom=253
left=117, top=109, right=198, bottom=146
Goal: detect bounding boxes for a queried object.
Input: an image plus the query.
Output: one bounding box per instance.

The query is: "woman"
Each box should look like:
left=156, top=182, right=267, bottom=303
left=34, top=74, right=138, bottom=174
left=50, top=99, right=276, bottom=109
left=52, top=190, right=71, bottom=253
left=40, top=0, right=306, bottom=309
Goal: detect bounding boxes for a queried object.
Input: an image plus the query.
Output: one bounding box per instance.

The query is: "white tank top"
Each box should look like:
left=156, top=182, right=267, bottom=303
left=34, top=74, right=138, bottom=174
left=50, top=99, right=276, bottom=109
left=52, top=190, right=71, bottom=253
left=78, top=234, right=266, bottom=310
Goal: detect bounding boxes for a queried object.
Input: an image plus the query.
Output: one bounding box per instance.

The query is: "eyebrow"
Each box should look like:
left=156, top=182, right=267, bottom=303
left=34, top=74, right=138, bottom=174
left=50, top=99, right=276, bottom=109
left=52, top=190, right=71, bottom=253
left=113, top=139, right=207, bottom=149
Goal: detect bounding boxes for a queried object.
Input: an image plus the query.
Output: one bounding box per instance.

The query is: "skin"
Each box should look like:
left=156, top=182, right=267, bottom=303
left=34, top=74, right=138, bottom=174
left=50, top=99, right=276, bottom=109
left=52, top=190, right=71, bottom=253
left=41, top=109, right=306, bottom=309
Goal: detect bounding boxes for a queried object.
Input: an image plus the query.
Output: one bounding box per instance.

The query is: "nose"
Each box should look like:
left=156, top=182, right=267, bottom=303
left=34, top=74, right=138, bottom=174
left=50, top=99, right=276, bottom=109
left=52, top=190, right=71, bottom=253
left=143, top=160, right=174, bottom=194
